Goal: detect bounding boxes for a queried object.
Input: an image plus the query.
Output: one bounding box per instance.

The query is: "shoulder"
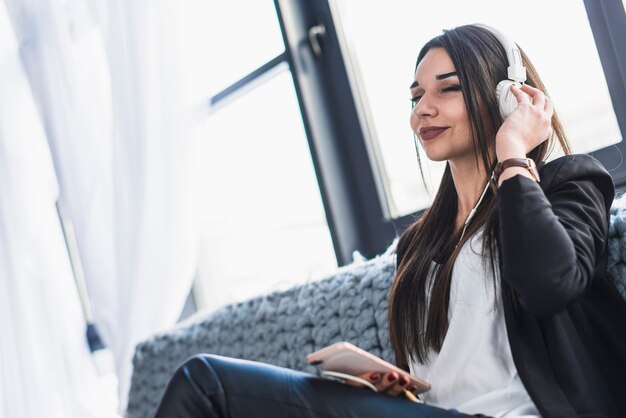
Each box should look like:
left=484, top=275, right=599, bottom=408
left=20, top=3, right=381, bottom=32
left=538, top=154, right=615, bottom=209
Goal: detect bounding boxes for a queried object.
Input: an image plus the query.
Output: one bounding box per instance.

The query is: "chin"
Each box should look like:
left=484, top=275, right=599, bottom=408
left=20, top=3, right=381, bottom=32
left=425, top=155, right=448, bottom=162
left=421, top=148, right=449, bottom=162
left=419, top=140, right=450, bottom=161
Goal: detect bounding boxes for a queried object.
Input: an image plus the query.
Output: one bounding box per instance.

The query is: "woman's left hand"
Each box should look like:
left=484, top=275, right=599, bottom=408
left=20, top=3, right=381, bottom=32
left=347, top=371, right=417, bottom=397
left=495, top=83, right=553, bottom=161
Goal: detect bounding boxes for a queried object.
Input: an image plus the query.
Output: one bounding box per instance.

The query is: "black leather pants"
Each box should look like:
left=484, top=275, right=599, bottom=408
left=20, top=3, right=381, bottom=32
left=153, top=354, right=486, bottom=418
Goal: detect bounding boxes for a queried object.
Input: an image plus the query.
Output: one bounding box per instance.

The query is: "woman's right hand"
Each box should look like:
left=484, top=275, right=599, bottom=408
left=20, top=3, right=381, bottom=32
left=495, top=83, right=553, bottom=161
left=346, top=371, right=418, bottom=396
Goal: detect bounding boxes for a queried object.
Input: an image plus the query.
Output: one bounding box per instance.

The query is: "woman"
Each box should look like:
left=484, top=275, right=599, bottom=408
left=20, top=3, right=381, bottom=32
left=153, top=24, right=626, bottom=418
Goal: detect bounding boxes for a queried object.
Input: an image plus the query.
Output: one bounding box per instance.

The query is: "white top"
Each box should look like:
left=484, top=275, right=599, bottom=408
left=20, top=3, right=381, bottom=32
left=409, top=229, right=541, bottom=418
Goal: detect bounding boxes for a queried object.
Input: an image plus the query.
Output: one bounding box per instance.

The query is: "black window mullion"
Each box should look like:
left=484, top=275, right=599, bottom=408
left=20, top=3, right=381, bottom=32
left=207, top=52, right=288, bottom=114
left=584, top=0, right=626, bottom=189
left=274, top=0, right=396, bottom=265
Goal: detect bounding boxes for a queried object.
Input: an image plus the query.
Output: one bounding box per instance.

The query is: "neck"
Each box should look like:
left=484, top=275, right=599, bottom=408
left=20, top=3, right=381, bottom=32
left=449, top=157, right=489, bottom=226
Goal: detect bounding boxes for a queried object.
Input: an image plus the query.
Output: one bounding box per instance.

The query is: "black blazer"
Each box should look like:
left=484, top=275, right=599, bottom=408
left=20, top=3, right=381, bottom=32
left=498, top=154, right=626, bottom=417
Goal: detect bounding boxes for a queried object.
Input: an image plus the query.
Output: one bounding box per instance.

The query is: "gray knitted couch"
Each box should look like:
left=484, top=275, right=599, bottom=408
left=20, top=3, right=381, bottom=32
left=125, top=205, right=626, bottom=418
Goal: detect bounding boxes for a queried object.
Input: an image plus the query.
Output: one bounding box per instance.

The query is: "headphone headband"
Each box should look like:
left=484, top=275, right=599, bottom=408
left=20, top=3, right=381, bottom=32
left=475, top=24, right=527, bottom=83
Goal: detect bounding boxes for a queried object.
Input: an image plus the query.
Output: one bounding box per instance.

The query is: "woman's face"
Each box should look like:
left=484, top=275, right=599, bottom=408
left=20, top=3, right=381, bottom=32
left=409, top=47, right=473, bottom=164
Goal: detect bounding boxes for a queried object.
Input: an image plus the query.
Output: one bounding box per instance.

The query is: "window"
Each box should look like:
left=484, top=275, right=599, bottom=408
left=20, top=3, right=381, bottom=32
left=192, top=72, right=338, bottom=311
left=333, top=0, right=622, bottom=217
left=178, top=0, right=338, bottom=311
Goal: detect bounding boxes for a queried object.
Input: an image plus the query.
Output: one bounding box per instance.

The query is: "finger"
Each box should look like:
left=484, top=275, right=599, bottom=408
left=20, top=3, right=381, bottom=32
left=510, top=83, right=531, bottom=104
left=374, top=371, right=400, bottom=393
left=344, top=371, right=382, bottom=388
left=533, top=91, right=546, bottom=109
left=382, top=373, right=411, bottom=397
left=365, top=371, right=382, bottom=387
left=520, top=83, right=542, bottom=97
left=520, top=84, right=546, bottom=109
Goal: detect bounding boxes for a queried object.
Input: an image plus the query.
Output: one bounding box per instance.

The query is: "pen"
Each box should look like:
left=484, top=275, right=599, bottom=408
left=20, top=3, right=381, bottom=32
left=404, top=389, right=420, bottom=403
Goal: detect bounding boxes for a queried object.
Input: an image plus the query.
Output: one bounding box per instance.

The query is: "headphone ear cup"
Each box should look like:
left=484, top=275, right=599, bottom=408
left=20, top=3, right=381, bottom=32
left=496, top=80, right=520, bottom=118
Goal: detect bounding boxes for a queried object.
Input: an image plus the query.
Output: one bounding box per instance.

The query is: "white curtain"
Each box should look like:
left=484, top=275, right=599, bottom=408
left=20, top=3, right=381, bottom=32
left=3, top=0, right=198, bottom=413
left=94, top=0, right=199, bottom=408
left=0, top=2, right=110, bottom=417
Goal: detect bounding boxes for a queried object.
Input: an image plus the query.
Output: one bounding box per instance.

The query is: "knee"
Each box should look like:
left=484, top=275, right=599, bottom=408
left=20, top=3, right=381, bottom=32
left=179, top=353, right=219, bottom=371
left=175, top=354, right=224, bottom=389
left=155, top=354, right=228, bottom=418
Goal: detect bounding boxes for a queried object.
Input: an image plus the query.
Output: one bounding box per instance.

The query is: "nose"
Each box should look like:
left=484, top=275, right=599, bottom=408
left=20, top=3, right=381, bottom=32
left=412, top=93, right=437, bottom=119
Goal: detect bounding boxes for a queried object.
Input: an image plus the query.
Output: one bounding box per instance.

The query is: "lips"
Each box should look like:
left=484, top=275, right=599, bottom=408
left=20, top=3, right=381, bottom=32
left=419, top=126, right=448, bottom=141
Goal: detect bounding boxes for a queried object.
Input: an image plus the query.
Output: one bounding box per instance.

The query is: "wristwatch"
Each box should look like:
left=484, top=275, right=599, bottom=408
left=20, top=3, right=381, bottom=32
left=493, top=158, right=540, bottom=184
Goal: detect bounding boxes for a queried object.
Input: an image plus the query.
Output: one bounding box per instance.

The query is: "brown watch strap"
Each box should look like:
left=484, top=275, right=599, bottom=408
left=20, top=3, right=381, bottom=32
left=493, top=158, right=540, bottom=183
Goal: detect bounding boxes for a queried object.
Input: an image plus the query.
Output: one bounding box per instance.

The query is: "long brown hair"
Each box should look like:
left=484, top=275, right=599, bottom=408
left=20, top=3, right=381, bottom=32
left=389, top=25, right=571, bottom=367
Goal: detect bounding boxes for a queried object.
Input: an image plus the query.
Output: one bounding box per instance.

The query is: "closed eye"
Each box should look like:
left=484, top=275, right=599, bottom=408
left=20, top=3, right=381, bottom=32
left=442, top=85, right=462, bottom=93
left=410, top=85, right=462, bottom=104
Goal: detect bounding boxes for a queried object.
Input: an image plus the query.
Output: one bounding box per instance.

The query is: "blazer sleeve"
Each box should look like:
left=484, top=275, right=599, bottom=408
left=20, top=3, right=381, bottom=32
left=497, top=154, right=614, bottom=316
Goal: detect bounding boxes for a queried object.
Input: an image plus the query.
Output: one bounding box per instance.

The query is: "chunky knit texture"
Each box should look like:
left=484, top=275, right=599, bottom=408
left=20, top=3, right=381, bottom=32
left=125, top=248, right=396, bottom=418
left=608, top=202, right=626, bottom=299
left=125, top=204, right=626, bottom=418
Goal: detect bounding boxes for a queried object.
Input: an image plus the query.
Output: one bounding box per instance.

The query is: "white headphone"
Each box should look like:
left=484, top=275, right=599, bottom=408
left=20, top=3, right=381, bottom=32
left=476, top=24, right=527, bottom=118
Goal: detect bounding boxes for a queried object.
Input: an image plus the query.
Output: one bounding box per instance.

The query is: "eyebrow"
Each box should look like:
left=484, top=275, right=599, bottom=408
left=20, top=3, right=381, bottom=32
left=410, top=71, right=459, bottom=88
